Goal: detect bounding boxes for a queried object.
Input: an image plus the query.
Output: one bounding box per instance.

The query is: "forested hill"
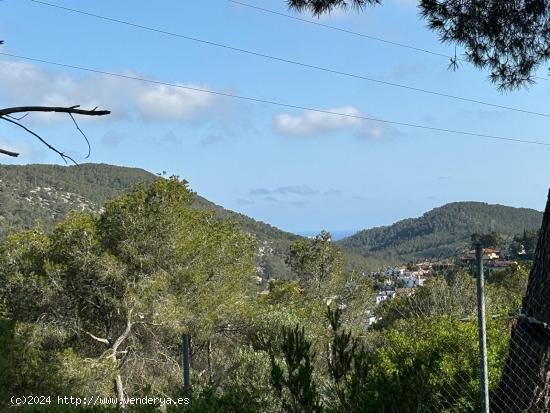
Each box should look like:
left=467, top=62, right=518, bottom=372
left=2, top=164, right=543, bottom=272
left=0, top=163, right=300, bottom=278
left=0, top=163, right=157, bottom=231
left=338, top=202, right=543, bottom=261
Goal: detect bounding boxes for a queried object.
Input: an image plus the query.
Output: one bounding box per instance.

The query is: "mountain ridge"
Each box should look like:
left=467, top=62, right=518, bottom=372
left=1, top=163, right=543, bottom=272
left=0, top=163, right=301, bottom=278
left=338, top=201, right=543, bottom=262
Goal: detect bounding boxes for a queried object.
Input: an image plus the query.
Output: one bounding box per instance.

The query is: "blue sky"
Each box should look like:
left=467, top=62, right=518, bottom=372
left=1, top=0, right=550, bottom=234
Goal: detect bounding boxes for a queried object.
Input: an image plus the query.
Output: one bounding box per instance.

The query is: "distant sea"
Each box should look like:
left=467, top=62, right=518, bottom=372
left=295, top=230, right=356, bottom=241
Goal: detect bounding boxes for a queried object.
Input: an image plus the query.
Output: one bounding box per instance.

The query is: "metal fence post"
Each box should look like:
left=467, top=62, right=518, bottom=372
left=475, top=243, right=490, bottom=412
left=182, top=332, right=190, bottom=399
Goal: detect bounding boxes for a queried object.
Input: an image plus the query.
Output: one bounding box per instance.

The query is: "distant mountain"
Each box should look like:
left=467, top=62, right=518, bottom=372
left=3, top=164, right=539, bottom=275
left=337, top=202, right=543, bottom=263
left=0, top=163, right=302, bottom=279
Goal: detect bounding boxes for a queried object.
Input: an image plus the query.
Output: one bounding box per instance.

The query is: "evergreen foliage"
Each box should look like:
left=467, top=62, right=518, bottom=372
left=339, top=201, right=542, bottom=262
left=0, top=163, right=301, bottom=279
left=271, top=325, right=321, bottom=413
left=0, top=177, right=257, bottom=408
left=326, top=306, right=356, bottom=384
left=0, top=166, right=537, bottom=412
left=288, top=0, right=550, bottom=89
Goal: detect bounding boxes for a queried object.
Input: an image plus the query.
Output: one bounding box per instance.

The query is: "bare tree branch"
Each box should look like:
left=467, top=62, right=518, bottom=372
left=111, top=309, right=134, bottom=357
left=0, top=115, right=78, bottom=164
left=0, top=147, right=19, bottom=157
left=85, top=330, right=110, bottom=345
left=68, top=112, right=91, bottom=158
left=6, top=112, right=29, bottom=121
left=0, top=105, right=110, bottom=117
left=0, top=105, right=110, bottom=162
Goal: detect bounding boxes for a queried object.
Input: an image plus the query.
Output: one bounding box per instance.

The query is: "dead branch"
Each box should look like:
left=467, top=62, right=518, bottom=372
left=1, top=115, right=78, bottom=164
left=111, top=309, right=134, bottom=357
left=0, top=105, right=110, bottom=117
left=68, top=113, right=91, bottom=158
left=0, top=105, right=110, bottom=163
left=0, top=147, right=19, bottom=157
left=85, top=330, right=110, bottom=345
left=6, top=113, right=29, bottom=121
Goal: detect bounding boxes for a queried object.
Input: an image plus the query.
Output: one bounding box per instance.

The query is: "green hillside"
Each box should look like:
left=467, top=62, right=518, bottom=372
left=2, top=164, right=541, bottom=274
left=338, top=201, right=543, bottom=262
left=0, top=163, right=157, bottom=233
left=191, top=193, right=302, bottom=279
left=0, top=163, right=303, bottom=278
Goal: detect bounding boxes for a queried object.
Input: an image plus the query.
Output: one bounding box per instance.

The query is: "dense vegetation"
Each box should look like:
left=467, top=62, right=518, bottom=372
left=2, top=164, right=540, bottom=275
left=0, top=163, right=157, bottom=236
left=0, top=176, right=533, bottom=412
left=339, top=201, right=542, bottom=262
left=0, top=164, right=303, bottom=279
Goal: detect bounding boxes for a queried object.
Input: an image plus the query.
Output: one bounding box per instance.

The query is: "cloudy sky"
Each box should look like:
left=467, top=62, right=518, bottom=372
left=1, top=0, right=550, bottom=234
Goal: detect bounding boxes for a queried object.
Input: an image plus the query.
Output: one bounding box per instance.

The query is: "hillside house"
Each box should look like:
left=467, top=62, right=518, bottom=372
left=462, top=247, right=500, bottom=263
left=375, top=290, right=396, bottom=305
left=397, top=275, right=426, bottom=288
left=364, top=311, right=378, bottom=330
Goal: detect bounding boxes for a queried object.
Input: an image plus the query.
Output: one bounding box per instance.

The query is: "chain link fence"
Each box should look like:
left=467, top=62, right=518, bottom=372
left=368, top=243, right=543, bottom=413
left=489, top=291, right=550, bottom=412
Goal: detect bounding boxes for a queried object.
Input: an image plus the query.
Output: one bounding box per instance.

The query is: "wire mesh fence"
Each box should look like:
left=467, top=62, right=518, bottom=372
left=489, top=296, right=550, bottom=412
left=366, top=245, right=545, bottom=413
left=434, top=245, right=548, bottom=413
left=431, top=249, right=550, bottom=413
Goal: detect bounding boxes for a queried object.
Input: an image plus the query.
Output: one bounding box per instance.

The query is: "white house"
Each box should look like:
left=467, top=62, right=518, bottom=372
left=375, top=290, right=396, bottom=305
left=397, top=275, right=426, bottom=288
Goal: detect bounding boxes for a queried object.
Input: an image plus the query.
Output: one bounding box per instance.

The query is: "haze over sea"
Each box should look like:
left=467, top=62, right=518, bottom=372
left=295, top=230, right=355, bottom=240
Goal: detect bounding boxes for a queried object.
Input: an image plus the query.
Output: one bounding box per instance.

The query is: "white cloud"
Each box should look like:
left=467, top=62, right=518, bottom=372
left=274, top=106, right=391, bottom=139
left=0, top=60, right=219, bottom=123
left=136, top=84, right=214, bottom=121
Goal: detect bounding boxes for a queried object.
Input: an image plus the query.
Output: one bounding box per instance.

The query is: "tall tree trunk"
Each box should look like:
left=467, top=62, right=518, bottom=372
left=492, top=190, right=550, bottom=412
left=114, top=374, right=125, bottom=407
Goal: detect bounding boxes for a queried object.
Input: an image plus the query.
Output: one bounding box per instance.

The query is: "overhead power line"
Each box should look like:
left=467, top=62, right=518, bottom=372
left=30, top=0, right=550, bottom=119
left=1, top=51, right=549, bottom=148
left=229, top=0, right=451, bottom=59
left=228, top=0, right=550, bottom=83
